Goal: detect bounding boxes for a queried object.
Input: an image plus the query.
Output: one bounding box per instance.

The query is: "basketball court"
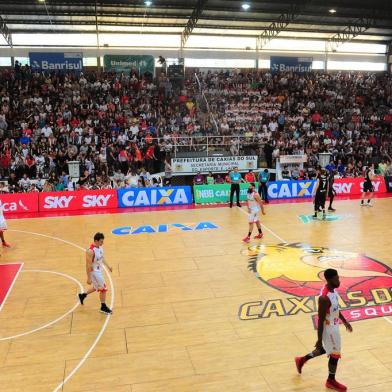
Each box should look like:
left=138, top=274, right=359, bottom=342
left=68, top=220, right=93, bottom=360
left=0, top=197, right=392, bottom=391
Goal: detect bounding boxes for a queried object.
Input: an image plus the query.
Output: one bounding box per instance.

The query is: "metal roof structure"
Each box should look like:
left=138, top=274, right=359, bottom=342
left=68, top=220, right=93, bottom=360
left=0, top=0, right=391, bottom=47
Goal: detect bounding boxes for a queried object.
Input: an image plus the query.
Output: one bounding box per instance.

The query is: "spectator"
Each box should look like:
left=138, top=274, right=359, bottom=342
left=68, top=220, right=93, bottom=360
left=206, top=171, right=215, bottom=185
left=281, top=166, right=291, bottom=180
left=193, top=171, right=205, bottom=185
left=19, top=173, right=31, bottom=192
left=245, top=170, right=256, bottom=183
left=291, top=166, right=300, bottom=180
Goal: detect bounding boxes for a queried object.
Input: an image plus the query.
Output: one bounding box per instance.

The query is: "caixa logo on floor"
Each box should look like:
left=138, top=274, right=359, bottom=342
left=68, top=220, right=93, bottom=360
left=118, top=186, right=192, bottom=207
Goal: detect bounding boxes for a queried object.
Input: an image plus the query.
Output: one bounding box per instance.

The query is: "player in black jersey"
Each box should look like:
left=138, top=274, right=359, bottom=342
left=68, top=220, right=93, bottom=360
left=328, top=170, right=337, bottom=212
left=313, top=169, right=329, bottom=219
left=361, top=164, right=375, bottom=207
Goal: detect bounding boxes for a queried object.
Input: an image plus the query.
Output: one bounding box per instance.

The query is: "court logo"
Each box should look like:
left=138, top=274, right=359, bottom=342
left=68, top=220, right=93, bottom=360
left=298, top=214, right=343, bottom=224
left=112, top=221, right=218, bottom=235
left=239, top=243, right=392, bottom=325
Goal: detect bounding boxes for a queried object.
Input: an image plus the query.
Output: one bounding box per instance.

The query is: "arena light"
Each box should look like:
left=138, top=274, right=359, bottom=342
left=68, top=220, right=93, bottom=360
left=144, top=0, right=152, bottom=6
left=241, top=3, right=251, bottom=11
left=329, top=8, right=337, bottom=14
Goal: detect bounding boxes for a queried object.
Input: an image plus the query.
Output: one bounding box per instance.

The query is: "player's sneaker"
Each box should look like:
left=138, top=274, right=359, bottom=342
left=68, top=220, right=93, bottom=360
left=100, top=304, right=112, bottom=315
left=78, top=293, right=87, bottom=305
left=2, top=242, right=11, bottom=247
left=295, top=356, right=305, bottom=374
left=325, top=379, right=347, bottom=391
left=236, top=203, right=242, bottom=207
left=254, top=233, right=263, bottom=239
left=360, top=201, right=366, bottom=206
left=328, top=207, right=336, bottom=212
left=242, top=236, right=250, bottom=243
left=367, top=202, right=373, bottom=207
left=312, top=213, right=318, bottom=219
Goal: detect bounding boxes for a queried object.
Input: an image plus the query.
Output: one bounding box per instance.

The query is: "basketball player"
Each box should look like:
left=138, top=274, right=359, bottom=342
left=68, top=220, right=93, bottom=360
left=0, top=204, right=11, bottom=248
left=361, top=163, right=375, bottom=207
left=295, top=269, right=353, bottom=392
left=78, top=232, right=113, bottom=314
left=242, top=183, right=266, bottom=243
left=328, top=170, right=337, bottom=212
left=313, top=169, right=329, bottom=219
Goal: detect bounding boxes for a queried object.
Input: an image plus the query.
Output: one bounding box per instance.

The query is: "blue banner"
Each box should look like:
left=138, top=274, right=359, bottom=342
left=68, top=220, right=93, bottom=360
left=267, top=180, right=317, bottom=199
left=270, top=56, right=313, bottom=73
left=29, top=52, right=83, bottom=72
left=117, top=186, right=192, bottom=208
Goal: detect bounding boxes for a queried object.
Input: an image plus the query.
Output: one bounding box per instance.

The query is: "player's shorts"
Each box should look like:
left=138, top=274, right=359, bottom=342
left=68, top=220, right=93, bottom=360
left=0, top=217, right=7, bottom=231
left=322, top=325, right=341, bottom=359
left=248, top=208, right=260, bottom=223
left=90, top=271, right=107, bottom=292
left=363, top=181, right=374, bottom=193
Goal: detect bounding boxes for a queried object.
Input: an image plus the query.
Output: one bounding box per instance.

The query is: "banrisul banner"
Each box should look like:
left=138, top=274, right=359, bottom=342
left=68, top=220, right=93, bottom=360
left=29, top=52, right=83, bottom=72
left=103, top=55, right=155, bottom=75
left=118, top=186, right=192, bottom=207
left=194, top=180, right=317, bottom=204
left=194, top=183, right=256, bottom=204
left=172, top=156, right=257, bottom=175
left=270, top=56, right=313, bottom=73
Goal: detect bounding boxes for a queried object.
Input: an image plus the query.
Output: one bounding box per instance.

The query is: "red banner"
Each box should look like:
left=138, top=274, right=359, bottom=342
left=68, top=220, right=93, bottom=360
left=0, top=192, right=39, bottom=213
left=333, top=176, right=386, bottom=195
left=38, top=189, right=118, bottom=212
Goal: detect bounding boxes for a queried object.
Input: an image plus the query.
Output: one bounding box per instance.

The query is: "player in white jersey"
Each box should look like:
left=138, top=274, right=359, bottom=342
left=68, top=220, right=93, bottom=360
left=242, top=183, right=266, bottom=243
left=295, top=269, right=353, bottom=392
left=78, top=232, right=113, bottom=314
left=0, top=204, right=11, bottom=248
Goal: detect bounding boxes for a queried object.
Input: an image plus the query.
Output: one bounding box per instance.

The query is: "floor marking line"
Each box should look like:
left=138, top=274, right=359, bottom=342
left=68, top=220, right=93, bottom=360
left=0, top=262, right=24, bottom=314
left=8, top=229, right=115, bottom=392
left=237, top=207, right=288, bottom=243
left=0, top=269, right=82, bottom=341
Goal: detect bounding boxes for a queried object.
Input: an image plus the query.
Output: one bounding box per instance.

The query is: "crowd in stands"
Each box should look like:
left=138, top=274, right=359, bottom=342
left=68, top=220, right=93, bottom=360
left=1, top=64, right=392, bottom=194
left=198, top=69, right=392, bottom=175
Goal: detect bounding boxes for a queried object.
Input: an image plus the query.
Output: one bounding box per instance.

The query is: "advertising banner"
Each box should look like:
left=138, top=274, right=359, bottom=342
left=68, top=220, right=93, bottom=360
left=333, top=177, right=386, bottom=195
left=103, top=55, right=155, bottom=75
left=194, top=183, right=253, bottom=204
left=171, top=156, right=257, bottom=175
left=38, top=189, right=117, bottom=212
left=384, top=176, right=392, bottom=193
left=270, top=56, right=313, bottom=73
left=0, top=192, right=39, bottom=213
left=267, top=180, right=317, bottom=199
left=117, top=186, right=192, bottom=208
left=29, top=52, right=83, bottom=72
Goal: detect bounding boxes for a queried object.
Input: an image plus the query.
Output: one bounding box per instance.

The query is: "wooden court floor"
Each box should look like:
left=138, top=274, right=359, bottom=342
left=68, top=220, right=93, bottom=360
left=1, top=198, right=392, bottom=392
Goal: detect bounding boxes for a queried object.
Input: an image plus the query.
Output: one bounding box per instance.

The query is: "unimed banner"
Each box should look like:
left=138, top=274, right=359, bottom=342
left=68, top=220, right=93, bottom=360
left=0, top=193, right=39, bottom=213
left=103, top=55, right=155, bottom=75
left=38, top=189, right=118, bottom=212
left=171, top=156, right=258, bottom=175
left=333, top=177, right=387, bottom=195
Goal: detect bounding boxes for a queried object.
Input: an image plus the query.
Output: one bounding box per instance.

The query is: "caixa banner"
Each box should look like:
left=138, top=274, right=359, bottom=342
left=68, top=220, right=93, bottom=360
left=333, top=177, right=387, bottom=195
left=270, top=56, right=313, bottom=73
left=117, top=186, right=192, bottom=208
left=39, top=189, right=117, bottom=211
left=0, top=193, right=39, bottom=213
left=268, top=180, right=317, bottom=199
left=29, top=52, right=83, bottom=72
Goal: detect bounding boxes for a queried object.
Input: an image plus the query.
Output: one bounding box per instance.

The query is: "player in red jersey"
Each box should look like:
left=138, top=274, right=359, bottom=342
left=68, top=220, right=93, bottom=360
left=242, top=183, right=266, bottom=243
left=78, top=232, right=113, bottom=314
left=295, top=269, right=353, bottom=391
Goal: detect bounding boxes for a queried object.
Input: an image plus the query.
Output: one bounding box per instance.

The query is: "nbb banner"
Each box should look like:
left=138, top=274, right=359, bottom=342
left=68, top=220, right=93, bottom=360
left=118, top=186, right=192, bottom=207
left=270, top=56, right=313, bottom=73
left=194, top=183, right=256, bottom=204
left=194, top=180, right=316, bottom=204
left=39, top=189, right=117, bottom=211
left=29, top=52, right=83, bottom=72
left=171, top=156, right=257, bottom=175
left=0, top=193, right=39, bottom=213
left=103, top=55, right=155, bottom=75
left=239, top=243, right=392, bottom=326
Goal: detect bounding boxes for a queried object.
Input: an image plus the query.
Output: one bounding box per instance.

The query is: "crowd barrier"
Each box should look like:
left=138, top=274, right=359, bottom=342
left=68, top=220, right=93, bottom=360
left=0, top=177, right=388, bottom=213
